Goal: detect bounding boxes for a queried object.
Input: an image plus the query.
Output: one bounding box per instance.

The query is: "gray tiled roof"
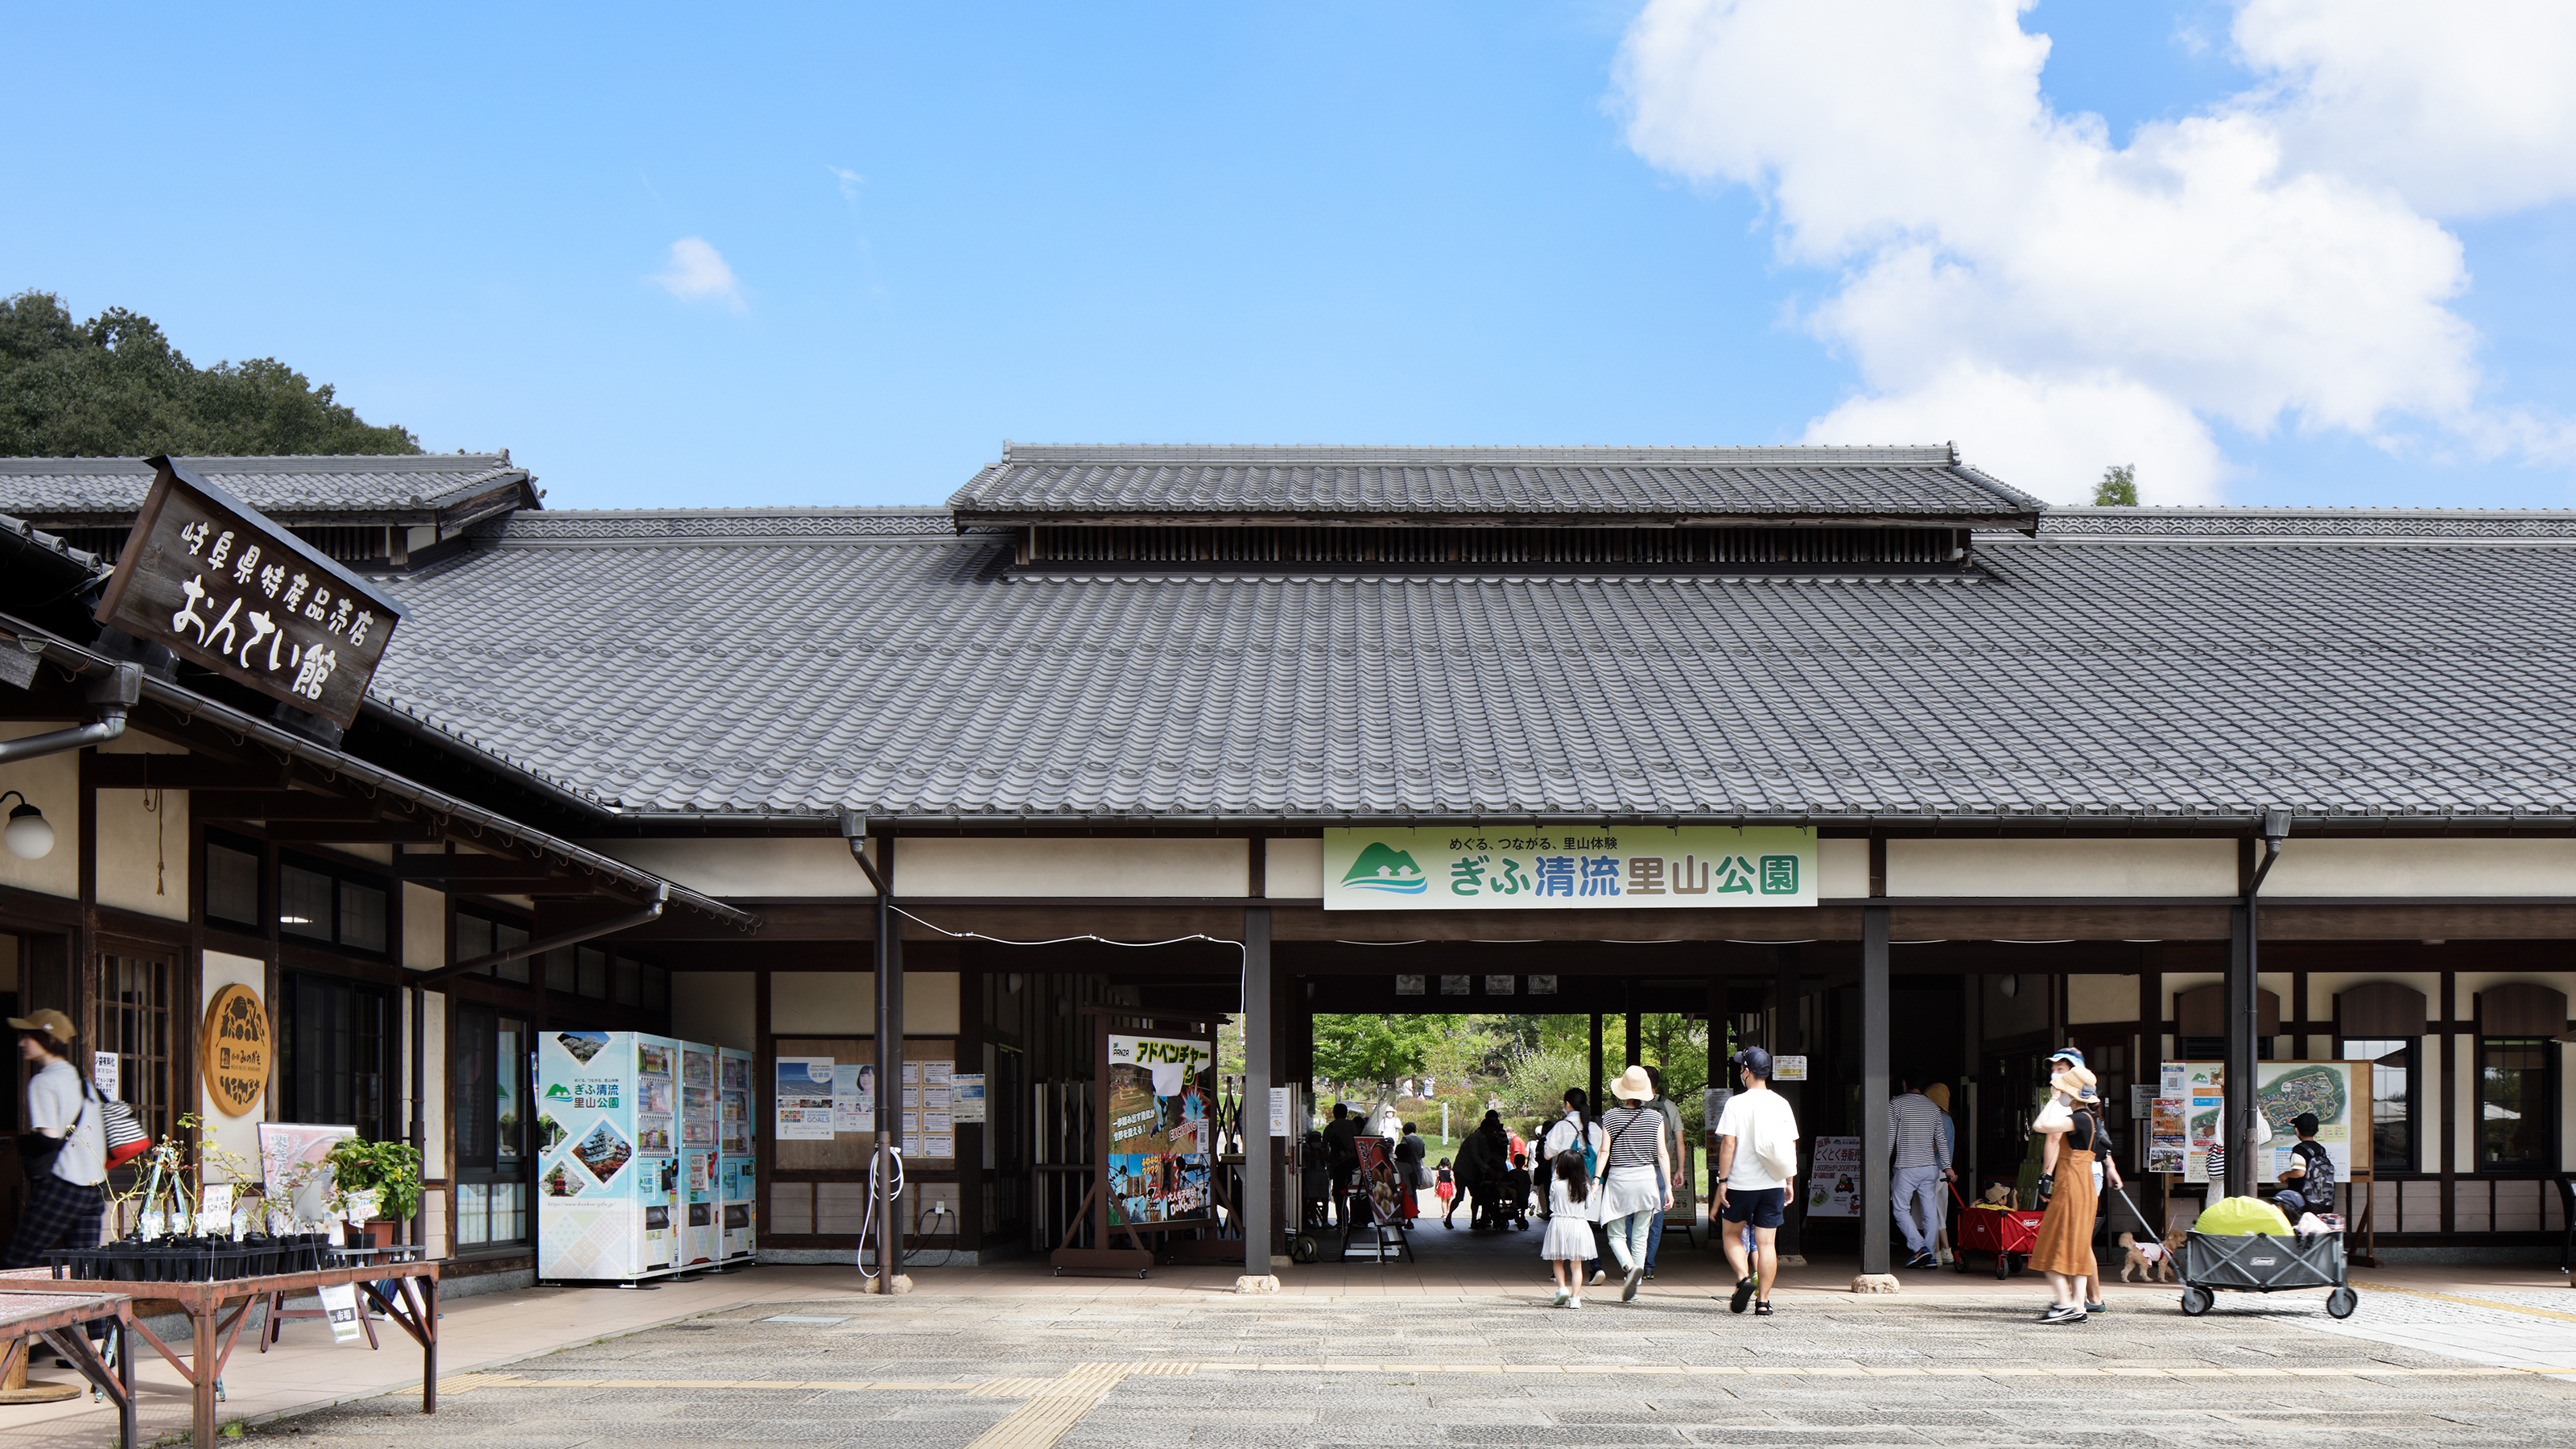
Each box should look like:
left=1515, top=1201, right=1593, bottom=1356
left=950, top=444, right=2043, bottom=523
left=2038, top=506, right=2576, bottom=539
left=364, top=508, right=2576, bottom=826
left=0, top=455, right=531, bottom=521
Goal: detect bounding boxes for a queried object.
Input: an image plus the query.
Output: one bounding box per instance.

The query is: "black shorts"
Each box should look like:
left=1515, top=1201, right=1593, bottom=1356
left=1719, top=1187, right=1785, bottom=1230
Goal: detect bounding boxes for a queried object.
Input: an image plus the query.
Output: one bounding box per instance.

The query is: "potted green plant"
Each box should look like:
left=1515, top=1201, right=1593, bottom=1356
left=323, top=1138, right=423, bottom=1248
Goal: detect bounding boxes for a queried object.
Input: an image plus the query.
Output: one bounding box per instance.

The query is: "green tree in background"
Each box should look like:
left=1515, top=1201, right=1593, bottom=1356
left=1, top=291, right=421, bottom=456
left=2093, top=464, right=2138, bottom=506
left=1311, top=1014, right=1447, bottom=1084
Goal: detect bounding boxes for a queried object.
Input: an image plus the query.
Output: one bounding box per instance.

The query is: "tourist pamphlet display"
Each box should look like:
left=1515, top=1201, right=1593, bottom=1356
left=720, top=1046, right=757, bottom=1263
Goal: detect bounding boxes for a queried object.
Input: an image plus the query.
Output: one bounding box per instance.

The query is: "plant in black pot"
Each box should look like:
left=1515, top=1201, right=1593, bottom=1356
left=324, top=1137, right=424, bottom=1251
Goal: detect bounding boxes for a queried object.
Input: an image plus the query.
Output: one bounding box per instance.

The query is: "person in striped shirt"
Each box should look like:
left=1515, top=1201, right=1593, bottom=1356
left=1888, top=1080, right=1953, bottom=1269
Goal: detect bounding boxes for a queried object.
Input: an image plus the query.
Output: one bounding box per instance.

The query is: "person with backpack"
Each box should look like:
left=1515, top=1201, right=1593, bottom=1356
left=1597, top=1067, right=1676, bottom=1302
left=1538, top=1146, right=1597, bottom=1307
left=4, top=1009, right=107, bottom=1269
left=1539, top=1087, right=1607, bottom=1282
left=1713, top=1046, right=1800, bottom=1317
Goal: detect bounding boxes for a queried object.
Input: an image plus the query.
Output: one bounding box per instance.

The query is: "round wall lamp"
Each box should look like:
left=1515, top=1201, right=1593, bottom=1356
left=1998, top=973, right=2019, bottom=999
left=2, top=792, right=54, bottom=861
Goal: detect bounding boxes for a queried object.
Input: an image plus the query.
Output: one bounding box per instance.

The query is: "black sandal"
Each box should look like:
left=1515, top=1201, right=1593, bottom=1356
left=1753, top=1301, right=1774, bottom=1317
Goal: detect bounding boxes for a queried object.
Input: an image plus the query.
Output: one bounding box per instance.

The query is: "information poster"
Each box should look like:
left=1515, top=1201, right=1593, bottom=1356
left=1104, top=1033, right=1214, bottom=1228
left=952, top=1073, right=986, bottom=1124
left=775, top=1056, right=835, bottom=1141
left=2148, top=1099, right=2187, bottom=1174
left=1805, top=1136, right=1861, bottom=1217
left=2165, top=1061, right=2359, bottom=1187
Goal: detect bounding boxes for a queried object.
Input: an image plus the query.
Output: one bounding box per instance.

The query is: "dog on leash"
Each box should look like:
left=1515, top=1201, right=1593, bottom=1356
left=2118, top=1229, right=2182, bottom=1283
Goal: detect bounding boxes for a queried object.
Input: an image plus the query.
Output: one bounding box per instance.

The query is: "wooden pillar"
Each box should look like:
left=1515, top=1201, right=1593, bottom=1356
left=1241, top=906, right=1273, bottom=1283
left=1587, top=1013, right=1604, bottom=1119
left=2138, top=958, right=2161, bottom=1222
left=1860, top=905, right=1892, bottom=1276
left=2439, top=969, right=2457, bottom=1235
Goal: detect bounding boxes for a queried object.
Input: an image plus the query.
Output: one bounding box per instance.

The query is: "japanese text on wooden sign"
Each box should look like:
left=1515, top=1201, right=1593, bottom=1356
left=93, top=456, right=404, bottom=729
left=1322, top=827, right=1817, bottom=910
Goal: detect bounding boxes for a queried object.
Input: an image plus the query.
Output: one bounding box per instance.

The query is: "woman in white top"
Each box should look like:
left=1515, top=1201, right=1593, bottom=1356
left=4, top=1009, right=107, bottom=1269
left=1596, top=1066, right=1676, bottom=1302
left=1538, top=1088, right=1608, bottom=1280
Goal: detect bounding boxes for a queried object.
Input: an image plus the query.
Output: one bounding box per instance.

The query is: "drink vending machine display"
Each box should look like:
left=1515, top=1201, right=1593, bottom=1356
left=681, top=1045, right=720, bottom=1266
left=720, top=1046, right=757, bottom=1263
left=537, top=1030, right=724, bottom=1282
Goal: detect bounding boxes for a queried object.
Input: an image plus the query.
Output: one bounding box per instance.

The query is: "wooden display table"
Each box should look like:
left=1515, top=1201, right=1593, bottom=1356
left=0, top=1286, right=135, bottom=1449
left=0, top=1260, right=437, bottom=1448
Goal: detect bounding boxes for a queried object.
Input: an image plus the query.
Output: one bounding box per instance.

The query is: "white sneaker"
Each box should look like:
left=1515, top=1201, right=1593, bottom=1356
left=1590, top=1269, right=1606, bottom=1285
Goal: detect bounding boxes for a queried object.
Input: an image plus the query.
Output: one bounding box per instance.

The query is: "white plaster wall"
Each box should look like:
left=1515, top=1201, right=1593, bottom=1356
left=580, top=838, right=876, bottom=898
left=1265, top=839, right=1325, bottom=898
left=672, top=972, right=757, bottom=1050
left=2067, top=974, right=2138, bottom=1024
left=770, top=972, right=960, bottom=1035
left=1887, top=838, right=2234, bottom=898
left=1818, top=838, right=1870, bottom=898
left=2267, top=839, right=2576, bottom=897
left=2458, top=970, right=2576, bottom=1012
left=403, top=991, right=447, bottom=1178
left=199, top=950, right=267, bottom=1182
left=898, top=838, right=1247, bottom=898
left=0, top=724, right=80, bottom=899
left=402, top=884, right=445, bottom=972
left=92, top=787, right=187, bottom=921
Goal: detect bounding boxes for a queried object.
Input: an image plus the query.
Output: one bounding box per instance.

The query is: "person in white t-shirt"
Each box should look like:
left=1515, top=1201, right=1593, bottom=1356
left=1713, top=1046, right=1800, bottom=1318
left=4, top=1009, right=107, bottom=1269
left=1538, top=1088, right=1608, bottom=1282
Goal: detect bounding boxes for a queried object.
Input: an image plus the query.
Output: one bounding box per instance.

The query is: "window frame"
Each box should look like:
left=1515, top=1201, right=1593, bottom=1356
left=272, top=851, right=395, bottom=963
left=2476, top=1035, right=2555, bottom=1174
left=449, top=1001, right=533, bottom=1252
left=2336, top=1037, right=2417, bottom=1177
left=276, top=968, right=396, bottom=1147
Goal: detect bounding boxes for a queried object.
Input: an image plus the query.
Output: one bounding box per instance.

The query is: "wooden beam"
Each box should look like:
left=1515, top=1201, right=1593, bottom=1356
left=257, top=820, right=445, bottom=844
left=382, top=855, right=554, bottom=881
left=192, top=792, right=380, bottom=821
left=88, top=755, right=288, bottom=791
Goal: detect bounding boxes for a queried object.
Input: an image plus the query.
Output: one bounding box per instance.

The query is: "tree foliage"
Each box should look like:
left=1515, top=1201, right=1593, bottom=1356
left=2093, top=464, right=2138, bottom=506
left=1, top=291, right=420, bottom=457
left=1310, top=1013, right=1447, bottom=1084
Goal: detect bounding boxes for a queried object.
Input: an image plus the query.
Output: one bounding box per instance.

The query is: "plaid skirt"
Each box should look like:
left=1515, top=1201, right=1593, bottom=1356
left=3, top=1171, right=104, bottom=1269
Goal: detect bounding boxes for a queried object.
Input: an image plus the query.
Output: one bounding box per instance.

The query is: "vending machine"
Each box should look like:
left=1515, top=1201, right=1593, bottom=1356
left=718, top=1046, right=757, bottom=1263
left=680, top=1043, right=721, bottom=1267
left=536, top=1030, right=696, bottom=1282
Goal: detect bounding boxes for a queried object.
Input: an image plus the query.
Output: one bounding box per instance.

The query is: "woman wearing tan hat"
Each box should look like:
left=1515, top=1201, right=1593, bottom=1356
left=3, top=1009, right=107, bottom=1269
left=1595, top=1066, right=1675, bottom=1303
left=2029, top=1065, right=2106, bottom=1324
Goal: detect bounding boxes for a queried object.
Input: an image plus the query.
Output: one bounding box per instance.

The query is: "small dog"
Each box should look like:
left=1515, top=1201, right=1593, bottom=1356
left=2119, top=1229, right=2182, bottom=1283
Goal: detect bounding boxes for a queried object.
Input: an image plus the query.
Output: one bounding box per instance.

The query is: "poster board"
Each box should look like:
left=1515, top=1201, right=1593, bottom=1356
left=2157, top=1061, right=2371, bottom=1190
left=256, top=1122, right=357, bottom=1223
left=1804, top=1137, right=1862, bottom=1217
left=772, top=1038, right=957, bottom=1170
left=1103, top=1030, right=1216, bottom=1230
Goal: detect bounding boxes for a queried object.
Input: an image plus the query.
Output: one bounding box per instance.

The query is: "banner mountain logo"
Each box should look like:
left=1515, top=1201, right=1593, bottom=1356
left=1340, top=840, right=1429, bottom=894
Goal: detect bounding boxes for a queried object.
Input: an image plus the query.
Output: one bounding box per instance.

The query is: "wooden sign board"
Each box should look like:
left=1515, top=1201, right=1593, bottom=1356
left=93, top=456, right=404, bottom=729
left=202, top=983, right=271, bottom=1117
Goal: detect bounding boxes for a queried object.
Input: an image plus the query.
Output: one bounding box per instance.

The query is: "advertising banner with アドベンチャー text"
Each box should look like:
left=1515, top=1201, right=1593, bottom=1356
left=1104, top=1034, right=1213, bottom=1228
left=1323, top=826, right=1817, bottom=910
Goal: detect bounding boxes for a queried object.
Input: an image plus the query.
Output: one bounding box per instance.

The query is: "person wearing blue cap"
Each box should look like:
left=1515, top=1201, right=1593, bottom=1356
left=1712, top=1046, right=1800, bottom=1317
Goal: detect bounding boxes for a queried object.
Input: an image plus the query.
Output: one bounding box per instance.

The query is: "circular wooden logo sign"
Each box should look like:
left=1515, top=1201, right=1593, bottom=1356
left=201, top=983, right=270, bottom=1117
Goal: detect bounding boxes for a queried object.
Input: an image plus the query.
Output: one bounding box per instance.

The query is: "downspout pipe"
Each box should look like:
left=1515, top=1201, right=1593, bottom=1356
left=843, top=814, right=902, bottom=1294
left=0, top=663, right=139, bottom=764
left=2223, top=807, right=2291, bottom=1199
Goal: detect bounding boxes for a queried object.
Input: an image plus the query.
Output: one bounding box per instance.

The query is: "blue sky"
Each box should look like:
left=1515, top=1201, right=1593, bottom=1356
left=7, top=2, right=2574, bottom=510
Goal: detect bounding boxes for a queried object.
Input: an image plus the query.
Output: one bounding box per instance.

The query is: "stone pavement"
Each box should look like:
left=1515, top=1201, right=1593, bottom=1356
left=253, top=1284, right=2576, bottom=1448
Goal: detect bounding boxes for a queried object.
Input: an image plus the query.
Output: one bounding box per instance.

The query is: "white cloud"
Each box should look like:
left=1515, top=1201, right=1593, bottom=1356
left=828, top=166, right=865, bottom=205
left=651, top=237, right=745, bottom=314
left=2236, top=0, right=2576, bottom=218
left=1613, top=0, right=2575, bottom=503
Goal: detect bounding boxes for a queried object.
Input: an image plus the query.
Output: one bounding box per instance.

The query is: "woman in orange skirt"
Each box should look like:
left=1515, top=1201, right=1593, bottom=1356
left=2029, top=1065, right=2104, bottom=1324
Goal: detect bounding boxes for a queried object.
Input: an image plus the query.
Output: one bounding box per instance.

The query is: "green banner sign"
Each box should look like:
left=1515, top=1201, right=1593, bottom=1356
left=1321, top=826, right=1818, bottom=911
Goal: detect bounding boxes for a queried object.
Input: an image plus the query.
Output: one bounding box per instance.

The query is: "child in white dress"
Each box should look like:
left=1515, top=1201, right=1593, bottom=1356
left=1540, top=1149, right=1596, bottom=1307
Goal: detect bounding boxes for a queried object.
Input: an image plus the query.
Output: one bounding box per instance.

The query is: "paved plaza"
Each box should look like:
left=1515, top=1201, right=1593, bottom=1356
left=229, top=1271, right=2576, bottom=1448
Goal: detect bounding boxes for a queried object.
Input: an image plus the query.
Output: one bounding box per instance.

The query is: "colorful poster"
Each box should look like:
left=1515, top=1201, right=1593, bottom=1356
left=1105, top=1033, right=1215, bottom=1227
left=1805, top=1136, right=1861, bottom=1217
left=952, top=1073, right=987, bottom=1125
left=2148, top=1100, right=2188, bottom=1174
left=775, top=1056, right=836, bottom=1141
left=833, top=1064, right=876, bottom=1133
left=2169, top=1061, right=2359, bottom=1187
